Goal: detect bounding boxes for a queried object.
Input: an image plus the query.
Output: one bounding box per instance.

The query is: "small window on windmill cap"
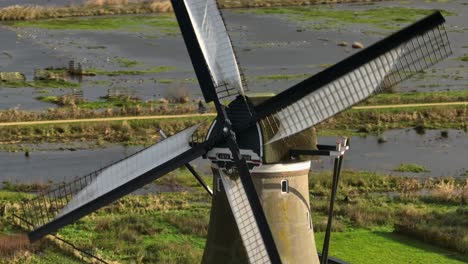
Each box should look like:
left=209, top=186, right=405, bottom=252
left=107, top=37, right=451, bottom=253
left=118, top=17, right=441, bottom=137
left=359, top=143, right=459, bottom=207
left=281, top=180, right=289, bottom=193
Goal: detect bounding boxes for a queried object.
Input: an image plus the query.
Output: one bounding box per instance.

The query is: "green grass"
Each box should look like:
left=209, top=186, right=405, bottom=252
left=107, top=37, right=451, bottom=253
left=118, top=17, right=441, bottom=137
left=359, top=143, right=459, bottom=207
left=21, top=248, right=84, bottom=264
left=115, top=57, right=140, bottom=68
left=35, top=95, right=201, bottom=111
left=0, top=190, right=34, bottom=202
left=85, top=45, right=106, bottom=50
left=314, top=228, right=467, bottom=264
left=155, top=167, right=212, bottom=189
left=256, top=73, right=309, bottom=80
left=459, top=55, right=468, bottom=62
left=2, top=102, right=465, bottom=145
left=0, top=80, right=80, bottom=89
left=394, top=163, right=431, bottom=173
left=362, top=90, right=468, bottom=105
left=0, top=117, right=214, bottom=145
left=74, top=98, right=148, bottom=110
left=54, top=192, right=209, bottom=262
left=2, top=168, right=467, bottom=263
left=153, top=78, right=197, bottom=84
left=36, top=96, right=60, bottom=104
left=89, top=66, right=176, bottom=76
left=158, top=79, right=174, bottom=84
left=7, top=14, right=178, bottom=33
left=317, top=105, right=467, bottom=136
left=243, top=7, right=454, bottom=31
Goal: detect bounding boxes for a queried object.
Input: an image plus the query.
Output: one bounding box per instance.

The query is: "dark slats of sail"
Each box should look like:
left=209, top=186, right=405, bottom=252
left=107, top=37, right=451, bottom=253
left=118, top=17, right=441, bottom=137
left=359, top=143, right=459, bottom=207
left=251, top=12, right=452, bottom=143
left=20, top=126, right=206, bottom=241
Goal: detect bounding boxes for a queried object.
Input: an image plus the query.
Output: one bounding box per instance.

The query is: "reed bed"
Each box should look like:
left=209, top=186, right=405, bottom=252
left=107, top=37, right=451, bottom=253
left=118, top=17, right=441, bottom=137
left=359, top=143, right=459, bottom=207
left=0, top=1, right=172, bottom=21
left=0, top=234, right=30, bottom=257
left=0, top=0, right=387, bottom=21
left=0, top=103, right=202, bottom=123
left=217, top=0, right=387, bottom=8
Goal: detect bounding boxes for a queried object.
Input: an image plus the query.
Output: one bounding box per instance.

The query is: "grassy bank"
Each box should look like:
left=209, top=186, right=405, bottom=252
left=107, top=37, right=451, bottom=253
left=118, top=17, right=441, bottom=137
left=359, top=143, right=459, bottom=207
left=0, top=1, right=173, bottom=21
left=316, top=105, right=467, bottom=136
left=394, top=163, right=430, bottom=173
left=8, top=14, right=179, bottom=34
left=1, top=169, right=467, bottom=263
left=0, top=116, right=213, bottom=145
left=0, top=80, right=80, bottom=89
left=0, top=98, right=208, bottom=123
left=88, top=65, right=176, bottom=75
left=36, top=94, right=202, bottom=111
left=1, top=90, right=465, bottom=123
left=0, top=103, right=465, bottom=145
left=361, top=90, right=468, bottom=106
left=240, top=6, right=454, bottom=31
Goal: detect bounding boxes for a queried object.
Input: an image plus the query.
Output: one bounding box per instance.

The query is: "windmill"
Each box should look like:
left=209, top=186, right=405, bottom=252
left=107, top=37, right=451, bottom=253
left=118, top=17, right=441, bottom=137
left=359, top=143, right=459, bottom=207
left=16, top=1, right=451, bottom=263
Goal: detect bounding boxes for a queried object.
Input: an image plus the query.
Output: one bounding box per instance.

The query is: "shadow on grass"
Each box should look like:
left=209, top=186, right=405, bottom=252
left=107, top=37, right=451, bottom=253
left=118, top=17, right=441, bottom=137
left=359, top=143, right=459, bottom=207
left=374, top=231, right=468, bottom=263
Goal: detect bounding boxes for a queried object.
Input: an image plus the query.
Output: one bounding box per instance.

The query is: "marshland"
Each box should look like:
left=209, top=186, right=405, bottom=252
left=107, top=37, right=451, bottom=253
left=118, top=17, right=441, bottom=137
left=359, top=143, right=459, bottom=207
left=0, top=0, right=467, bottom=263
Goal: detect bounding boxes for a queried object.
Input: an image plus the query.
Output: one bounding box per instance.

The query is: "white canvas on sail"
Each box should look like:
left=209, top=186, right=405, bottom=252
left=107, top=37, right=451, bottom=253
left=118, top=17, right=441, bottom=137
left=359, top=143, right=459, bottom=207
left=267, top=48, right=403, bottom=144
left=184, top=0, right=244, bottom=95
left=56, top=125, right=199, bottom=218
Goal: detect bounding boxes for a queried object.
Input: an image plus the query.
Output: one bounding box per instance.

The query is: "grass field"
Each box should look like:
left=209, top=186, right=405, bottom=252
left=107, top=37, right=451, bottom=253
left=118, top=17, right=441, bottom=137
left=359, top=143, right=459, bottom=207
left=1, top=169, right=467, bottom=263
left=314, top=228, right=466, bottom=264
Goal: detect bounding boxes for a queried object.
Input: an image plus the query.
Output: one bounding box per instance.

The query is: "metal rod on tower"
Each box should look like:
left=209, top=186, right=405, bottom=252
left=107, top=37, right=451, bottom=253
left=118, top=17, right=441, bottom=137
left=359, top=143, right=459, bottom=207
left=321, top=139, right=346, bottom=264
left=158, top=129, right=213, bottom=197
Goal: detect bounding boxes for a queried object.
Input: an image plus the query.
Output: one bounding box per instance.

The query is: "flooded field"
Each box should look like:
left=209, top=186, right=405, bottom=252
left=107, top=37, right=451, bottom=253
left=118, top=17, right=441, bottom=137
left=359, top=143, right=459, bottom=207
left=0, top=129, right=466, bottom=186
left=0, top=1, right=466, bottom=185
left=313, top=129, right=468, bottom=178
left=0, top=0, right=467, bottom=109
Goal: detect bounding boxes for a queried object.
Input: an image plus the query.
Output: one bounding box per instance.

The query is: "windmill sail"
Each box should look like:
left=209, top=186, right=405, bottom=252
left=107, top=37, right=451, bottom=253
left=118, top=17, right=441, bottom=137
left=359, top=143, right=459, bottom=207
left=25, top=125, right=206, bottom=241
left=56, top=125, right=199, bottom=219
left=173, top=1, right=282, bottom=262
left=252, top=12, right=451, bottom=143
left=219, top=172, right=271, bottom=263
left=172, top=0, right=246, bottom=101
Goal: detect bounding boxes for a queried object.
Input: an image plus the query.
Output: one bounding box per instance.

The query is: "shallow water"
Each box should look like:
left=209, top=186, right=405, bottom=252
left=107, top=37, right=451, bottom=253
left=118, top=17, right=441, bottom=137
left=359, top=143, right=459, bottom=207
left=0, top=0, right=466, bottom=110
left=312, top=129, right=468, bottom=178
left=0, top=129, right=466, bottom=186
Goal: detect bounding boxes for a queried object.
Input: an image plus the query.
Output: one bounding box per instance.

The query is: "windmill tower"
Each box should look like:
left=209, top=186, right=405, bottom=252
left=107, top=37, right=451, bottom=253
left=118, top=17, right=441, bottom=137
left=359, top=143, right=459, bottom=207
left=16, top=1, right=451, bottom=263
left=200, top=96, right=322, bottom=264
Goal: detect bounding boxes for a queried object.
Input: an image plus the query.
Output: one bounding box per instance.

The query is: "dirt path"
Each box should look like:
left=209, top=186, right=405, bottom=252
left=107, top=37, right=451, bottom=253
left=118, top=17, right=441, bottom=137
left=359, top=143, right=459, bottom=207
left=0, top=102, right=466, bottom=127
